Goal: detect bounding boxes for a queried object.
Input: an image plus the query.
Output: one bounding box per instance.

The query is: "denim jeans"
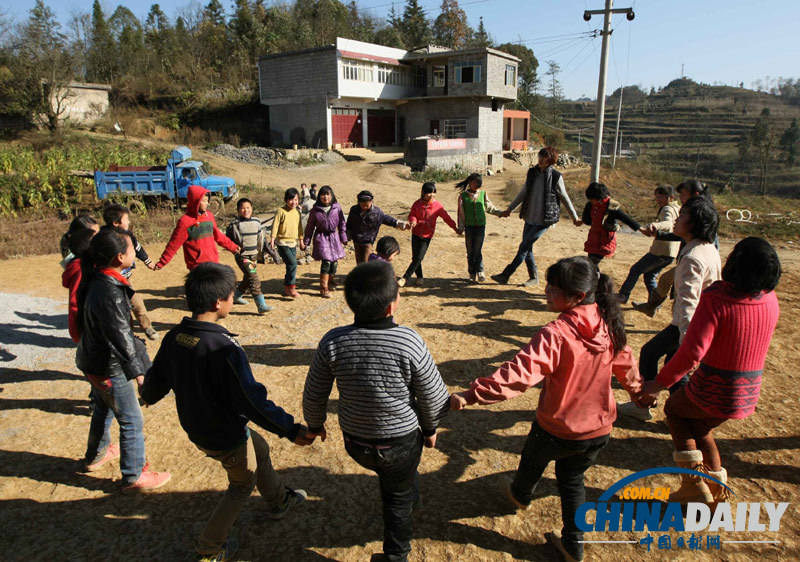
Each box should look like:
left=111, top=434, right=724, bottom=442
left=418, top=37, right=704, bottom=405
left=639, top=323, right=687, bottom=393
left=276, top=245, right=298, bottom=286
left=464, top=225, right=486, bottom=275
left=344, top=430, right=423, bottom=562
left=403, top=235, right=431, bottom=280
left=618, top=253, right=674, bottom=301
left=510, top=422, right=609, bottom=561
left=84, top=372, right=146, bottom=484
left=195, top=430, right=283, bottom=556
left=501, top=222, right=550, bottom=280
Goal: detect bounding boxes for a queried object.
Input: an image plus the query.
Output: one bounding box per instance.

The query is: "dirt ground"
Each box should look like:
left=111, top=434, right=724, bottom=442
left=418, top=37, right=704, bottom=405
left=1, top=148, right=798, bottom=561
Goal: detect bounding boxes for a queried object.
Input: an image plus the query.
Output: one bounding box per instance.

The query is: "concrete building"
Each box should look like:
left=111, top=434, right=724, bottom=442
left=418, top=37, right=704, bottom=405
left=50, top=82, right=112, bottom=126
left=258, top=38, right=520, bottom=171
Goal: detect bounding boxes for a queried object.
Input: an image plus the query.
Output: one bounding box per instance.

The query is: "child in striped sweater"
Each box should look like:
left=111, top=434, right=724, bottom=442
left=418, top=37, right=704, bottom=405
left=639, top=237, right=781, bottom=505
left=302, top=261, right=450, bottom=562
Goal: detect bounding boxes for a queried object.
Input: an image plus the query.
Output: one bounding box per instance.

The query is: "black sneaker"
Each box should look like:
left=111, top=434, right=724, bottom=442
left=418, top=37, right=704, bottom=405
left=267, top=487, right=307, bottom=520
left=546, top=530, right=583, bottom=562
left=196, top=538, right=239, bottom=562
left=491, top=273, right=509, bottom=285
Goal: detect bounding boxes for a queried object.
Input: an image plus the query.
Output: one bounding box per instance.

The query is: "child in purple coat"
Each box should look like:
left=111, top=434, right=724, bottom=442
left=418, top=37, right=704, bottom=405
left=304, top=185, right=348, bottom=298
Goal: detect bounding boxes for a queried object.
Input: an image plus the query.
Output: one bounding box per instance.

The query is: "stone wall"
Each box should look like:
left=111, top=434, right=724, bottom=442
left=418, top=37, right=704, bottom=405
left=268, top=98, right=328, bottom=148
left=57, top=86, right=109, bottom=125
left=404, top=138, right=503, bottom=173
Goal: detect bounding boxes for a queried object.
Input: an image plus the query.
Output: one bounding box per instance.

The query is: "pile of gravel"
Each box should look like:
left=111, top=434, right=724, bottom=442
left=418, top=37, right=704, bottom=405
left=209, top=144, right=345, bottom=168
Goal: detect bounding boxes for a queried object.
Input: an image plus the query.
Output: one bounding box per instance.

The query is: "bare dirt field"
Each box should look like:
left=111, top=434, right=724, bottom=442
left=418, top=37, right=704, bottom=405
left=1, top=148, right=798, bottom=561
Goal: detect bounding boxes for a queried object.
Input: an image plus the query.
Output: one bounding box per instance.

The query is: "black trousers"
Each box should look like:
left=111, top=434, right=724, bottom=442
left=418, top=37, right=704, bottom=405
left=510, top=422, right=609, bottom=561
left=402, top=235, right=431, bottom=280
left=639, top=323, right=687, bottom=393
left=344, top=430, right=423, bottom=562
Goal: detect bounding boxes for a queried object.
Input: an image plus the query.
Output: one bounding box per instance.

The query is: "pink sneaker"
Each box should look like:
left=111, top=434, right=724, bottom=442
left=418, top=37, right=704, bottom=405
left=85, top=444, right=120, bottom=472
left=121, top=462, right=171, bottom=494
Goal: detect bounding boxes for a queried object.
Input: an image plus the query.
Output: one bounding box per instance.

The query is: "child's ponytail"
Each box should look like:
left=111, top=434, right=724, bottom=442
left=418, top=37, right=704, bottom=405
left=454, top=173, right=482, bottom=193
left=594, top=272, right=627, bottom=355
left=545, top=256, right=627, bottom=355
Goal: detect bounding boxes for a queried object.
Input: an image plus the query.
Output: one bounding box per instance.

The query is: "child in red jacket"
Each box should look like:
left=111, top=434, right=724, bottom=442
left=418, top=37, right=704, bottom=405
left=577, top=182, right=640, bottom=265
left=399, top=182, right=461, bottom=287
left=155, top=185, right=239, bottom=271
left=451, top=256, right=645, bottom=562
left=62, top=228, right=98, bottom=343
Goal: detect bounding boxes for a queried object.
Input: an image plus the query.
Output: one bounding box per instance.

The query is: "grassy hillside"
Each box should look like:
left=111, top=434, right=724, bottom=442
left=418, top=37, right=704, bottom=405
left=560, top=79, right=800, bottom=196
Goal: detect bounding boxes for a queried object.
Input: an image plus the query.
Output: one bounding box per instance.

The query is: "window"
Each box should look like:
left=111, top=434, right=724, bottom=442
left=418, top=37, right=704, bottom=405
left=505, top=64, right=517, bottom=87
left=432, top=65, right=445, bottom=87
left=454, top=60, right=482, bottom=84
left=342, top=60, right=373, bottom=82
left=377, top=65, right=425, bottom=87
left=331, top=108, right=361, bottom=115
left=443, top=119, right=467, bottom=138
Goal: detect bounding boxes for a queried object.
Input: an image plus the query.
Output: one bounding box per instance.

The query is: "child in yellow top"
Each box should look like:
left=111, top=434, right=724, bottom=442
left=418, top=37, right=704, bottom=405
left=270, top=188, right=306, bottom=298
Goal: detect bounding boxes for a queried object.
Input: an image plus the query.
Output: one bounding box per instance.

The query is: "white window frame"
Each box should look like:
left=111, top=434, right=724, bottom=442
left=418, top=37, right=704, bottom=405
left=454, top=60, right=482, bottom=84
left=505, top=64, right=517, bottom=87
left=443, top=119, right=467, bottom=139
left=342, top=60, right=374, bottom=82
left=432, top=65, right=445, bottom=87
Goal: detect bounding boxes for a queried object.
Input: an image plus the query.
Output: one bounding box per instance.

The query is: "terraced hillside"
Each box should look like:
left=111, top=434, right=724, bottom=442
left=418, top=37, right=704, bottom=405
left=560, top=79, right=800, bottom=195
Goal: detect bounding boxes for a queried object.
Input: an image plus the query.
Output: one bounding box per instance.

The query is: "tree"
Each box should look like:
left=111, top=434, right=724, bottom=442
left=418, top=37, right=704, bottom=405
left=545, top=60, right=563, bottom=123
left=15, top=0, right=77, bottom=130
left=750, top=108, right=776, bottom=195
left=110, top=6, right=144, bottom=76
left=470, top=16, right=491, bottom=48
left=434, top=0, right=469, bottom=49
left=401, top=0, right=432, bottom=50
left=87, top=0, right=115, bottom=83
left=779, top=118, right=800, bottom=165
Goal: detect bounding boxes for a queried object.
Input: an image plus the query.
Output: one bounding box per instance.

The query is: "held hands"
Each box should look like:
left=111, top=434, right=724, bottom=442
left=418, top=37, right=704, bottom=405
left=635, top=380, right=665, bottom=407
left=299, top=425, right=328, bottom=446
left=153, top=264, right=163, bottom=271
left=500, top=209, right=511, bottom=218
left=294, top=424, right=318, bottom=446
left=450, top=392, right=468, bottom=411
left=146, top=262, right=157, bottom=271
left=456, top=228, right=464, bottom=236
left=424, top=433, right=437, bottom=448
left=573, top=219, right=583, bottom=227
left=299, top=241, right=307, bottom=251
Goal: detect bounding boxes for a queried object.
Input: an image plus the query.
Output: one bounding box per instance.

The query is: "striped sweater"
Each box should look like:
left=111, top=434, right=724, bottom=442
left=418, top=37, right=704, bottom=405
left=303, top=317, right=450, bottom=440
left=656, top=281, right=780, bottom=419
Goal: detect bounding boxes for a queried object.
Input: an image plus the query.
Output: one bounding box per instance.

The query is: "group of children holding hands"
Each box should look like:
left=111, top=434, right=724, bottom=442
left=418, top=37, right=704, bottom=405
left=61, top=149, right=781, bottom=562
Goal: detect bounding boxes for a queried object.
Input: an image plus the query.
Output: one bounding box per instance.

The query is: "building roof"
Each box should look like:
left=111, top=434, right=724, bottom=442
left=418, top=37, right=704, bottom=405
left=258, top=44, right=336, bottom=62
left=403, top=46, right=520, bottom=63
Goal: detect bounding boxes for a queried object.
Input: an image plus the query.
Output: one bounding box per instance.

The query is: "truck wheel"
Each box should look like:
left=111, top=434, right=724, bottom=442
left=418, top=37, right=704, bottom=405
left=207, top=194, right=225, bottom=215
left=128, top=199, right=146, bottom=215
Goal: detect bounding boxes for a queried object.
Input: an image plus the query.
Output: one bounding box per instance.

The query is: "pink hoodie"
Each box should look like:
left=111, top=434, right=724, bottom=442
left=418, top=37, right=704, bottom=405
left=408, top=198, right=458, bottom=239
left=463, top=304, right=642, bottom=440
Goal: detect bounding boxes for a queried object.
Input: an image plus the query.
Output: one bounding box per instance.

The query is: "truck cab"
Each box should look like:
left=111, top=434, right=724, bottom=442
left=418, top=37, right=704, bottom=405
left=170, top=147, right=236, bottom=200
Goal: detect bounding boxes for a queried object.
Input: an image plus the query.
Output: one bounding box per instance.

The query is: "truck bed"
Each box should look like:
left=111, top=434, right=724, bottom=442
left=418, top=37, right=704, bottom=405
left=109, top=165, right=167, bottom=172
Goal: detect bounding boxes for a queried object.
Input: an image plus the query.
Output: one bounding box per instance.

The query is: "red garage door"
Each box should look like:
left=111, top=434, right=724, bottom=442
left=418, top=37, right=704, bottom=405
left=331, top=108, right=362, bottom=147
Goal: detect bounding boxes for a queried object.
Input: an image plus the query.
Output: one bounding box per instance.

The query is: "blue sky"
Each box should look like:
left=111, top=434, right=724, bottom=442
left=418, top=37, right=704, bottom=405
left=5, top=0, right=799, bottom=100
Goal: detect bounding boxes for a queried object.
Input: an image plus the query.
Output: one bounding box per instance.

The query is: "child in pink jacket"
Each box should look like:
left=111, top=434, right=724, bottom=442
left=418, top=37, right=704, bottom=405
left=399, top=182, right=461, bottom=287
left=451, top=256, right=644, bottom=562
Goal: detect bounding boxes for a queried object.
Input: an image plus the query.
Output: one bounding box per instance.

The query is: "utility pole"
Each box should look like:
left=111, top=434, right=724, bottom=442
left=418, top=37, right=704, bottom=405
left=584, top=2, right=634, bottom=182
left=611, top=86, right=623, bottom=168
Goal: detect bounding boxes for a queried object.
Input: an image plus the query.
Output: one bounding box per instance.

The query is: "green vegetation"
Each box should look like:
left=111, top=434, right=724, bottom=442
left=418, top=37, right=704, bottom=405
left=401, top=165, right=469, bottom=184
left=0, top=134, right=162, bottom=216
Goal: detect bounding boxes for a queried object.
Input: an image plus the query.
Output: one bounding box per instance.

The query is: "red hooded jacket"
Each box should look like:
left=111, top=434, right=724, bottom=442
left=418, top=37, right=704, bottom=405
left=157, top=185, right=238, bottom=270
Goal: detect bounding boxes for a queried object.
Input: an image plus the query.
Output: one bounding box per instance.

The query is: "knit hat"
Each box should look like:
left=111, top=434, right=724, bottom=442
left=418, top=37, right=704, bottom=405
left=357, top=190, right=373, bottom=202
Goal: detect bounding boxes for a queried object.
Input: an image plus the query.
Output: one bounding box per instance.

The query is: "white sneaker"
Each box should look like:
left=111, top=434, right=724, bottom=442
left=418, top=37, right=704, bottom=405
left=477, top=272, right=486, bottom=283
left=617, top=401, right=653, bottom=421
left=397, top=277, right=406, bottom=287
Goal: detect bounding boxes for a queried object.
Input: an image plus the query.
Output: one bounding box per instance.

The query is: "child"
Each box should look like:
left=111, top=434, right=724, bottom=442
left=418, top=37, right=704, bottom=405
left=451, top=256, right=644, bottom=562
left=455, top=173, right=504, bottom=283
left=617, top=185, right=681, bottom=304
left=270, top=188, right=306, bottom=298
left=62, top=228, right=97, bottom=343
left=399, top=182, right=461, bottom=287
left=155, top=185, right=240, bottom=271
left=299, top=183, right=316, bottom=231
left=60, top=215, right=99, bottom=267
left=638, top=237, right=780, bottom=504
left=75, top=227, right=170, bottom=492
left=369, top=235, right=400, bottom=263
left=303, top=261, right=450, bottom=562
left=103, top=204, right=159, bottom=340
left=577, top=182, right=640, bottom=265
left=303, top=185, right=348, bottom=298
left=226, top=197, right=273, bottom=315
left=618, top=196, right=721, bottom=421
left=346, top=190, right=408, bottom=264
left=141, top=262, right=310, bottom=561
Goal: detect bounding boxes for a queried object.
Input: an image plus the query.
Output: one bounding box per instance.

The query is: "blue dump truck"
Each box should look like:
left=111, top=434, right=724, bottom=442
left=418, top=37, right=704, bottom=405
left=94, top=146, right=237, bottom=213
